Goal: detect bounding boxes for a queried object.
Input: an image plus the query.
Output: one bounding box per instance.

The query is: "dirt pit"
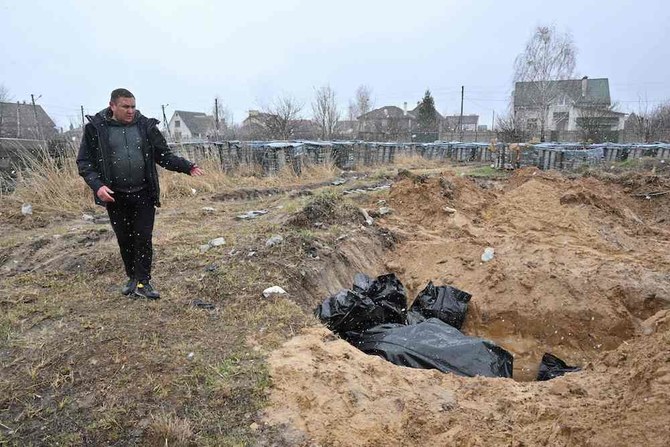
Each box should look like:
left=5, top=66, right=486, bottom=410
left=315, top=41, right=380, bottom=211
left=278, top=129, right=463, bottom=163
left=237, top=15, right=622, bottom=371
left=264, top=168, right=670, bottom=446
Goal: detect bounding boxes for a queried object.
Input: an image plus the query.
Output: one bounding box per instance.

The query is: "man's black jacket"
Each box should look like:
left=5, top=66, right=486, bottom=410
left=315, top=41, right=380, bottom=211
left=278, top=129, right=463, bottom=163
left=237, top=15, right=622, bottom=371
left=77, top=108, right=194, bottom=207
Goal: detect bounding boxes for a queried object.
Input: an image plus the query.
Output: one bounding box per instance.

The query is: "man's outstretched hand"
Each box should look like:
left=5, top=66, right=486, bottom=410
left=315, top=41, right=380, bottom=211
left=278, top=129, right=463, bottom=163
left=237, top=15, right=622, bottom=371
left=96, top=185, right=115, bottom=203
left=190, top=165, right=204, bottom=176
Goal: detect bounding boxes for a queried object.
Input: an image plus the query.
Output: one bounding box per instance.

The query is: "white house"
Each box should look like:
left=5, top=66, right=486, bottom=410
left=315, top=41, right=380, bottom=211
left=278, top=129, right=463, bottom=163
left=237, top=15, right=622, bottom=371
left=513, top=77, right=626, bottom=136
left=167, top=110, right=215, bottom=142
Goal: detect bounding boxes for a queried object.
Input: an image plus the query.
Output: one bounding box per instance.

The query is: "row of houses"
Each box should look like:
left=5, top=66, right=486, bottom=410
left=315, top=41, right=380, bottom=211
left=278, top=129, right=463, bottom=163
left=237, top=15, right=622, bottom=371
left=167, top=77, right=629, bottom=143
left=0, top=76, right=654, bottom=145
left=167, top=106, right=483, bottom=143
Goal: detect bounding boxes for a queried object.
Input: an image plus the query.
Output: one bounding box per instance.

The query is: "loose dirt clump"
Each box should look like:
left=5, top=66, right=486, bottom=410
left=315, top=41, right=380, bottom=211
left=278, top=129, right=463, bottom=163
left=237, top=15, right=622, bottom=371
left=288, top=190, right=363, bottom=228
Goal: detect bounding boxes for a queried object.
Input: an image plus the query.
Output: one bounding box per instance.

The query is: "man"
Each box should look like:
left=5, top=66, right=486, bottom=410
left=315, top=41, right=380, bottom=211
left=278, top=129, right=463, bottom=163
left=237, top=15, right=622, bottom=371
left=77, top=88, right=204, bottom=299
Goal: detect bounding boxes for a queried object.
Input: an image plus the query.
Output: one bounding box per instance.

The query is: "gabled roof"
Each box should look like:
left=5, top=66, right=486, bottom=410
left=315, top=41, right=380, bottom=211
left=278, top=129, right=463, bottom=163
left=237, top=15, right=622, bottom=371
left=174, top=110, right=215, bottom=136
left=0, top=101, right=58, bottom=139
left=514, top=78, right=611, bottom=108
left=409, top=105, right=444, bottom=120
left=243, top=110, right=275, bottom=125
left=359, top=106, right=408, bottom=120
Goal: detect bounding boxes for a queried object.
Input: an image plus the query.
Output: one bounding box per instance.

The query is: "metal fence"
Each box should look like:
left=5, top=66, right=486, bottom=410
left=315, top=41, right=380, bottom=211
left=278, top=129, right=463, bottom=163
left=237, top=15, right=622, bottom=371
left=169, top=140, right=509, bottom=175
left=171, top=140, right=670, bottom=174
left=3, top=138, right=668, bottom=179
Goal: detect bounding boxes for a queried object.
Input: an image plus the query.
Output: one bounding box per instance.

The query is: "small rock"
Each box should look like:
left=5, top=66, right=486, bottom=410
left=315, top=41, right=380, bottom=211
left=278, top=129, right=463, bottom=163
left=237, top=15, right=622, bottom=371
left=249, top=422, right=260, bottom=431
left=331, top=178, right=346, bottom=186
left=236, top=210, right=269, bottom=220
left=21, top=203, right=33, bottom=216
left=263, top=286, right=287, bottom=298
left=442, top=206, right=457, bottom=214
left=82, top=213, right=95, bottom=222
left=248, top=251, right=257, bottom=257
left=209, top=237, right=226, bottom=247
left=199, top=244, right=211, bottom=254
left=266, top=235, right=284, bottom=247
left=191, top=188, right=197, bottom=195
left=202, top=206, right=216, bottom=213
left=378, top=206, right=393, bottom=216
left=187, top=352, right=195, bottom=361
left=481, top=247, right=495, bottom=262
left=189, top=299, right=216, bottom=310
left=360, top=208, right=373, bottom=226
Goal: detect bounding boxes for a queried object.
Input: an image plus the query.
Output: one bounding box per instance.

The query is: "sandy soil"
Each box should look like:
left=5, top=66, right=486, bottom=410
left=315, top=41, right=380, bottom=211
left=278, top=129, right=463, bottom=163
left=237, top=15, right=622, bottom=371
left=264, top=168, right=670, bottom=446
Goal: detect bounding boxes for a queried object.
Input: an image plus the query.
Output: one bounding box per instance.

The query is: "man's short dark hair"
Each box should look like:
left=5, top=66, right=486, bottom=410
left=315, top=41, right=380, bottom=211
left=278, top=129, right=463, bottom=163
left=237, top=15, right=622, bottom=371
left=110, top=88, right=135, bottom=103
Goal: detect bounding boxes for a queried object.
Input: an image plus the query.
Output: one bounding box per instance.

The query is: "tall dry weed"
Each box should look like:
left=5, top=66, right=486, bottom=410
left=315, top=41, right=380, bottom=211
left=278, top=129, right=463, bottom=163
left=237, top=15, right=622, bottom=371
left=3, top=143, right=341, bottom=218
left=6, top=142, right=92, bottom=215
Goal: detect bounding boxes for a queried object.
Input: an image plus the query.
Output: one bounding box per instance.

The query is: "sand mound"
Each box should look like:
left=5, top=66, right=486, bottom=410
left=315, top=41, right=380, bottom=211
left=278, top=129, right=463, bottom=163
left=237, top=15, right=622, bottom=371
left=265, top=316, right=669, bottom=447
left=264, top=170, right=670, bottom=446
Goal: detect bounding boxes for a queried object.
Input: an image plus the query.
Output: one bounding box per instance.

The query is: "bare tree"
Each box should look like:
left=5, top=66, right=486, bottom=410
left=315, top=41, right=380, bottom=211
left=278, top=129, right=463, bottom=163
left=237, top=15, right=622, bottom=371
left=514, top=25, right=577, bottom=141
left=355, top=85, right=373, bottom=116
left=348, top=85, right=374, bottom=120
left=212, top=96, right=231, bottom=130
left=0, top=84, right=9, bottom=102
left=312, top=84, right=340, bottom=140
left=628, top=99, right=670, bottom=143
left=0, top=84, right=9, bottom=137
left=260, top=95, right=304, bottom=140
left=576, top=102, right=621, bottom=143
left=496, top=112, right=529, bottom=143
left=347, top=100, right=357, bottom=122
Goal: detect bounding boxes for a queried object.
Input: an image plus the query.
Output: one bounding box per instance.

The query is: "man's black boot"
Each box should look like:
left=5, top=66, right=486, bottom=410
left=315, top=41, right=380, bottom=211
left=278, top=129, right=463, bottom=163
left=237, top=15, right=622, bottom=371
left=121, top=278, right=138, bottom=296
left=134, top=281, right=161, bottom=300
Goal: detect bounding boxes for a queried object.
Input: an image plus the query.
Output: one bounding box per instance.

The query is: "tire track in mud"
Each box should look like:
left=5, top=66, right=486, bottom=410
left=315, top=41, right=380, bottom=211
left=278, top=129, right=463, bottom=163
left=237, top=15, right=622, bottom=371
left=211, top=177, right=392, bottom=202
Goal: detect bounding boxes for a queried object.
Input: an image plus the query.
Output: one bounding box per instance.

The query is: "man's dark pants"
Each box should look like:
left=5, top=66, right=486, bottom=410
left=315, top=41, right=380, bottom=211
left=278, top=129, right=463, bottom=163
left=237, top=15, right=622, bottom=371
left=106, top=189, right=156, bottom=282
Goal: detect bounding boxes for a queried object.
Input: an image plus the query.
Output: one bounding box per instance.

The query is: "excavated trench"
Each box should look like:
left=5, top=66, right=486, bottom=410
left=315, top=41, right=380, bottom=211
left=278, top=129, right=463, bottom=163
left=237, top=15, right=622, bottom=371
left=297, top=168, right=670, bottom=382
left=264, top=168, right=670, bottom=447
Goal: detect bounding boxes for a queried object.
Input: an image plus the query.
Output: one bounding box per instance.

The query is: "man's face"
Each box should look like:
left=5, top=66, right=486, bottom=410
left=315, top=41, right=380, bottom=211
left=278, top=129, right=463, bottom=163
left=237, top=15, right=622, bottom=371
left=110, top=96, right=136, bottom=124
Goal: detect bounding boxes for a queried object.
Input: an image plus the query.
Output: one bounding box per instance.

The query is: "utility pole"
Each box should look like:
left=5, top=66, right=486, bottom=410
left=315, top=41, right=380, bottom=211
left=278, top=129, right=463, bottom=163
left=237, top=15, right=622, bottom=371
left=458, top=86, right=464, bottom=140
left=16, top=101, right=21, bottom=139
left=214, top=97, right=220, bottom=131
left=161, top=104, right=172, bottom=139
left=31, top=94, right=43, bottom=140
left=81, top=106, right=85, bottom=129
left=492, top=110, right=495, bottom=132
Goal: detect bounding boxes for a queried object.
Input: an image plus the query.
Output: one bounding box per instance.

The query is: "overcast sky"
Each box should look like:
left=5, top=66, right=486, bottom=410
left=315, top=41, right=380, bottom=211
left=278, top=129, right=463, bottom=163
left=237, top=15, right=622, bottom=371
left=1, top=0, right=669, bottom=130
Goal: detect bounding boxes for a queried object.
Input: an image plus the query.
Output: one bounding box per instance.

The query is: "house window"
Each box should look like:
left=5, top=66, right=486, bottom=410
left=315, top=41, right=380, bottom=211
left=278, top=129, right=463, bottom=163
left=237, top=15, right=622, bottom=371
left=175, top=120, right=181, bottom=128
left=554, top=112, right=569, bottom=131
left=175, top=131, right=182, bottom=141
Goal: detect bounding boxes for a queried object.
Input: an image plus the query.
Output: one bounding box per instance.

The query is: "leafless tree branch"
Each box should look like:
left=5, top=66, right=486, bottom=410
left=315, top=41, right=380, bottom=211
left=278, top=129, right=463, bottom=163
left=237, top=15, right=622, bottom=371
left=312, top=84, right=340, bottom=140
left=260, top=95, right=304, bottom=140
left=514, top=26, right=577, bottom=141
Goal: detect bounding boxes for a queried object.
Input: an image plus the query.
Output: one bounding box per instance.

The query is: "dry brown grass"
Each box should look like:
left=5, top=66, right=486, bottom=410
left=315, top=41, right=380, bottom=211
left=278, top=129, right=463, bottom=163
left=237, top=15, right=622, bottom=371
left=146, top=413, right=194, bottom=446
left=4, top=143, right=92, bottom=216
left=393, top=154, right=452, bottom=170
left=159, top=154, right=340, bottom=199
left=2, top=147, right=341, bottom=220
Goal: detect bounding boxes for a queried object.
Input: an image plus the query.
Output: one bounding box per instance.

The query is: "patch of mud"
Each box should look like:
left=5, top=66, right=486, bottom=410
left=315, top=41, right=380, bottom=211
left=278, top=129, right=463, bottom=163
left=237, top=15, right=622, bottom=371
left=0, top=227, right=116, bottom=275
